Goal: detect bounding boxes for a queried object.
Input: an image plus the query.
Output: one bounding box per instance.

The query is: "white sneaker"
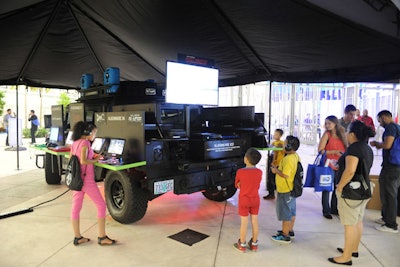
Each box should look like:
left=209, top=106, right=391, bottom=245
left=375, top=225, right=399, bottom=233
left=375, top=218, right=385, bottom=224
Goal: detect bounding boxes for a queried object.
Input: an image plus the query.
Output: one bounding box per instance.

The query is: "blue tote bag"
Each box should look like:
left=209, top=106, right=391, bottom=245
left=304, top=152, right=334, bottom=192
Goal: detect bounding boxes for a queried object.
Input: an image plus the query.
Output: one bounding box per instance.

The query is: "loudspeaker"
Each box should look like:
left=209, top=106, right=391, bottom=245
left=81, top=74, right=93, bottom=89
left=104, top=67, right=120, bottom=85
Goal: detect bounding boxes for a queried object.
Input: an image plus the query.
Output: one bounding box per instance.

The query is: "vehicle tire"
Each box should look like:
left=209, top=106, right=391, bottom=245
left=45, top=153, right=61, bottom=184
left=202, top=183, right=237, bottom=202
left=104, top=170, right=148, bottom=224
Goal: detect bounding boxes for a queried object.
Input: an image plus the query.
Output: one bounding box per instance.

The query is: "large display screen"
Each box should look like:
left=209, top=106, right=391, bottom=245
left=165, top=61, right=219, bottom=106
left=107, top=139, right=125, bottom=156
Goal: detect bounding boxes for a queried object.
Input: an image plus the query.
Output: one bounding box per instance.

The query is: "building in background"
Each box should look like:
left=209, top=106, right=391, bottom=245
left=220, top=82, right=400, bottom=147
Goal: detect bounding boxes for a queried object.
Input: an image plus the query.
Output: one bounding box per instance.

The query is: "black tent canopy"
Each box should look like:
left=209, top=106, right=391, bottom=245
left=0, top=0, right=400, bottom=89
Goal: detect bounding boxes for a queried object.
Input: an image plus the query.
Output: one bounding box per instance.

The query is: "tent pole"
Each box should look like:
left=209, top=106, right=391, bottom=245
left=16, top=85, right=20, bottom=170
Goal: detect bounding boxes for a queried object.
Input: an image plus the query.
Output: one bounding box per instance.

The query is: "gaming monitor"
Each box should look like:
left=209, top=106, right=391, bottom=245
left=65, top=131, right=74, bottom=145
left=91, top=137, right=105, bottom=154
left=165, top=61, right=219, bottom=106
left=107, top=138, right=125, bottom=156
left=49, top=127, right=59, bottom=144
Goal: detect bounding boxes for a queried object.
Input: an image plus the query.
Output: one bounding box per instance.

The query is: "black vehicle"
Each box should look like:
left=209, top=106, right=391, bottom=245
left=45, top=82, right=268, bottom=224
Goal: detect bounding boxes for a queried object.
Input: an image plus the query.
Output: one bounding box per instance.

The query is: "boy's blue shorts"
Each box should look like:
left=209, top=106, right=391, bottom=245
left=276, top=192, right=296, bottom=221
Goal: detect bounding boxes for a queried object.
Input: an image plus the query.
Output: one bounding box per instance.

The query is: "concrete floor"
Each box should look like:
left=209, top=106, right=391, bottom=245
left=0, top=133, right=399, bottom=267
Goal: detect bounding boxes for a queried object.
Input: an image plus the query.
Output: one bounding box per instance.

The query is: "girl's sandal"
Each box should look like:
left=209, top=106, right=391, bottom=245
left=98, top=235, right=116, bottom=246
left=73, top=236, right=90, bottom=246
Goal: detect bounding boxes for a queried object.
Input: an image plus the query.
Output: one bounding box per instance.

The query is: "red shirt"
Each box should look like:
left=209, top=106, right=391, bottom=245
left=360, top=115, right=375, bottom=132
left=235, top=167, right=262, bottom=198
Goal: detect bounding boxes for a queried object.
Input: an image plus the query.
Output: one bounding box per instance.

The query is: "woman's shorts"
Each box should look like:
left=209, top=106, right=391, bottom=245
left=336, top=191, right=369, bottom=225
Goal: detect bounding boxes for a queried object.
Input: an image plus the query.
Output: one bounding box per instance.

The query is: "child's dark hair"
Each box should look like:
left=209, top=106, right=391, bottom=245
left=71, top=121, right=97, bottom=141
left=245, top=148, right=262, bottom=165
left=275, top=128, right=284, bottom=136
left=348, top=120, right=375, bottom=142
left=285, top=135, right=300, bottom=151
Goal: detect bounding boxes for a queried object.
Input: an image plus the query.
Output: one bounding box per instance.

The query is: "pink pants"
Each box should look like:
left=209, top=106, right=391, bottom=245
left=71, top=176, right=106, bottom=220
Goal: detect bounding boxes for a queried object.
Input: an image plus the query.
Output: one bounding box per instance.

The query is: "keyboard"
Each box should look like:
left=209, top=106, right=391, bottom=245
left=49, top=146, right=70, bottom=152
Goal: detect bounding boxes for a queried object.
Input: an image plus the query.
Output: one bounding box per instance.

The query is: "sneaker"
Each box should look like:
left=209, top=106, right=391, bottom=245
left=374, top=218, right=385, bottom=225
left=271, top=233, right=291, bottom=244
left=247, top=239, right=258, bottom=252
left=263, top=194, right=275, bottom=200
left=277, top=230, right=295, bottom=239
left=375, top=225, right=399, bottom=233
left=233, top=239, right=247, bottom=252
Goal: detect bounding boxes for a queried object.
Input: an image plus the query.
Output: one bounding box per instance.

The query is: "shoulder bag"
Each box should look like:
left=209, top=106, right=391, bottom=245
left=341, top=158, right=371, bottom=201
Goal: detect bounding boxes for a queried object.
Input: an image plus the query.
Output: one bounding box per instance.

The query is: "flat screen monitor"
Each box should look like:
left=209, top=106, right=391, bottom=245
left=65, top=131, right=73, bottom=145
left=49, top=127, right=59, bottom=143
left=165, top=61, right=219, bottom=106
left=91, top=137, right=105, bottom=153
left=107, top=138, right=125, bottom=156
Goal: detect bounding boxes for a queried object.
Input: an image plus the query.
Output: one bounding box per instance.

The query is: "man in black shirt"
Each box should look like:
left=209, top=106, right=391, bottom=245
left=28, top=109, right=39, bottom=144
left=370, top=110, right=400, bottom=233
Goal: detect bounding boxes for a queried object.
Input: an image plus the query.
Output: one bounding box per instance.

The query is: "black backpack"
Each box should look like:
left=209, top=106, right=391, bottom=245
left=65, top=155, right=83, bottom=191
left=65, top=140, right=85, bottom=191
left=291, top=161, right=304, bottom=198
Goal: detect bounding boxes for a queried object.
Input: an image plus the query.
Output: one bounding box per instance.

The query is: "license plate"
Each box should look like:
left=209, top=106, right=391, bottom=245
left=154, top=179, right=174, bottom=194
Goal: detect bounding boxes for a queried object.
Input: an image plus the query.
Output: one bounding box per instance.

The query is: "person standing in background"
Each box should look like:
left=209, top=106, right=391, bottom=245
left=339, top=104, right=357, bottom=131
left=318, top=115, right=347, bottom=219
left=370, top=110, right=400, bottom=233
left=359, top=109, right=376, bottom=135
left=264, top=129, right=285, bottom=200
left=28, top=109, right=39, bottom=144
left=355, top=109, right=361, bottom=120
left=3, top=108, right=15, bottom=146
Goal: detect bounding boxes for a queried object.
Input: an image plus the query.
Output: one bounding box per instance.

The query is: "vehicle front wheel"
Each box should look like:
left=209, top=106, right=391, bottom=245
left=104, top=170, right=148, bottom=224
left=202, top=183, right=237, bottom=202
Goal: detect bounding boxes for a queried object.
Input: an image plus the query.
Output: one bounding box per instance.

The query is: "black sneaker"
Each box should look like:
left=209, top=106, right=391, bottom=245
left=277, top=230, right=295, bottom=239
left=263, top=194, right=275, bottom=200
left=271, top=233, right=291, bottom=244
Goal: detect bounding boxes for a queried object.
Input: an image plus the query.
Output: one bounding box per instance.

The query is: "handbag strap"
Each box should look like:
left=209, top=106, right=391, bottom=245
left=314, top=152, right=326, bottom=166
left=73, top=139, right=87, bottom=176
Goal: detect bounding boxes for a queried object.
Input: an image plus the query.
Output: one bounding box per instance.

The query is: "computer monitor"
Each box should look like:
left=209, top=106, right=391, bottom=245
left=65, top=130, right=73, bottom=145
left=49, top=127, right=59, bottom=144
left=91, top=137, right=105, bottom=154
left=107, top=138, right=125, bottom=156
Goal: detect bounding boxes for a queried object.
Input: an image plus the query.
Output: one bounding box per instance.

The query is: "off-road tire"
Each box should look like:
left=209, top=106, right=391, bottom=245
left=202, top=183, right=237, bottom=202
left=45, top=153, right=61, bottom=184
left=104, top=170, right=148, bottom=224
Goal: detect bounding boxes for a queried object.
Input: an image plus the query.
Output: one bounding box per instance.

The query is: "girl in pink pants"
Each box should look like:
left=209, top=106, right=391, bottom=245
left=70, top=121, right=116, bottom=246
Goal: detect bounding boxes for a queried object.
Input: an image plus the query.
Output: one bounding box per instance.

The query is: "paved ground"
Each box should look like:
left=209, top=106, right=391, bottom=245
left=1, top=132, right=399, bottom=267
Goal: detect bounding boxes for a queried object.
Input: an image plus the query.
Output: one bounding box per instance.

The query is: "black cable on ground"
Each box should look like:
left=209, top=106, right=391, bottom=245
left=0, top=189, right=71, bottom=220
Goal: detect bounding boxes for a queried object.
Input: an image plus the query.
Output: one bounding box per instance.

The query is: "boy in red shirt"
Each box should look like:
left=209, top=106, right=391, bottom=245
left=234, top=148, right=262, bottom=252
